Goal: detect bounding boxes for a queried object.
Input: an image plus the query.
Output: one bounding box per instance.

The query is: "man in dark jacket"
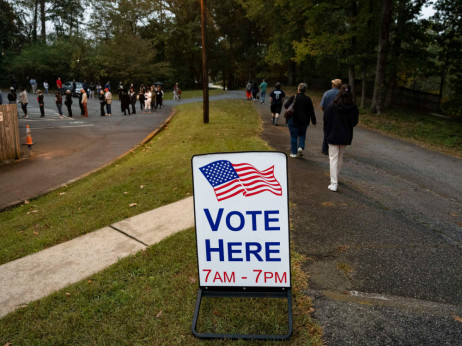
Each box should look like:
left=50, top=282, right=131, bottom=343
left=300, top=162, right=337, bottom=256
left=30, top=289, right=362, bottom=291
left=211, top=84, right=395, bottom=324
left=121, top=90, right=131, bottom=115
left=320, top=78, right=342, bottom=155
left=129, top=88, right=137, bottom=114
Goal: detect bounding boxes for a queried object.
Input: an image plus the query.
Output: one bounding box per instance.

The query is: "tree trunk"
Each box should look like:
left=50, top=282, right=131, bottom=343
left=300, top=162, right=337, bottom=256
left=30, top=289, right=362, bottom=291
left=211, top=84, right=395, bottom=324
left=371, top=0, right=393, bottom=114
left=385, top=0, right=406, bottom=108
left=361, top=65, right=367, bottom=108
left=349, top=0, right=358, bottom=103
left=40, top=0, right=46, bottom=42
left=349, top=64, right=356, bottom=103
left=33, top=0, right=38, bottom=42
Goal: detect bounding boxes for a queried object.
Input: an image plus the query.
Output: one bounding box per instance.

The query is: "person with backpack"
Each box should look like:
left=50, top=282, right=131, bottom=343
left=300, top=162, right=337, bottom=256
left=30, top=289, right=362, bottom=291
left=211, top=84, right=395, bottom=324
left=283, top=83, right=316, bottom=158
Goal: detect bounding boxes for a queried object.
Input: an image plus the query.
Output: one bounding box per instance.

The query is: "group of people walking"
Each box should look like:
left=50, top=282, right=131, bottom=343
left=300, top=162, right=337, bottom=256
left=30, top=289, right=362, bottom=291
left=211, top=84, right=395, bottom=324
left=260, top=78, right=359, bottom=193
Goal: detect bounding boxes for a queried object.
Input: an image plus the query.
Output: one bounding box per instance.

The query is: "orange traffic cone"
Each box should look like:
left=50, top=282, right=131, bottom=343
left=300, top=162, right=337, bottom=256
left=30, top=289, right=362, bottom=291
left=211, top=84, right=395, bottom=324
left=25, top=125, right=34, bottom=145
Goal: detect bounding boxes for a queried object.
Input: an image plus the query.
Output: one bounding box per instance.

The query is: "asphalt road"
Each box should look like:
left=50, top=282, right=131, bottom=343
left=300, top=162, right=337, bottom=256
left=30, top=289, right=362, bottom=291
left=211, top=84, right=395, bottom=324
left=255, top=102, right=462, bottom=345
left=0, top=90, right=241, bottom=210
left=0, top=93, right=174, bottom=209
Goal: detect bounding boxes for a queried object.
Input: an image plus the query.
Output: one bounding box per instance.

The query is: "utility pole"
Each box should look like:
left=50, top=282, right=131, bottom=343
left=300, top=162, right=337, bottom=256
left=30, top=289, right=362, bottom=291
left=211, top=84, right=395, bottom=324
left=200, top=0, right=209, bottom=123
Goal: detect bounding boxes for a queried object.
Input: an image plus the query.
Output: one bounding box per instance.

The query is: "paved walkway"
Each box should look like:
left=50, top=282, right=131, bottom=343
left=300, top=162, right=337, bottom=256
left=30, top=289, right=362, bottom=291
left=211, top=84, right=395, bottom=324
left=0, top=197, right=194, bottom=318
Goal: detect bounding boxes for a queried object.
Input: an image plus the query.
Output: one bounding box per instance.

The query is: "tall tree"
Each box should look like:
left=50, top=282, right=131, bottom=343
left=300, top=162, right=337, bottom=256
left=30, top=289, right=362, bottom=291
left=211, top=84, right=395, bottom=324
left=371, top=0, right=393, bottom=114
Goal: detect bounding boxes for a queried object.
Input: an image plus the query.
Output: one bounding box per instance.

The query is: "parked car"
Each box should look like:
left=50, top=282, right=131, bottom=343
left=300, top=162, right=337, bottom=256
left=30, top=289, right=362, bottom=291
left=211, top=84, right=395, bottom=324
left=62, top=81, right=84, bottom=97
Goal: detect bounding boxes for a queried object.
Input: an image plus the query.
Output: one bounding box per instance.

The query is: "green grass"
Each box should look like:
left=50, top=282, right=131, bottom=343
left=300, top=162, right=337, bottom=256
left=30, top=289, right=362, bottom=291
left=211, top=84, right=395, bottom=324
left=0, top=100, right=323, bottom=345
left=0, top=100, right=267, bottom=265
left=359, top=107, right=462, bottom=158
left=0, top=229, right=322, bottom=344
left=163, top=88, right=225, bottom=100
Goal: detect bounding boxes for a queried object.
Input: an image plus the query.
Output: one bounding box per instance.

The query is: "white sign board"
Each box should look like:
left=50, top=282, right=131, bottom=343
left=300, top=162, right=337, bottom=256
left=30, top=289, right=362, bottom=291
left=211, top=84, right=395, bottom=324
left=192, top=152, right=290, bottom=288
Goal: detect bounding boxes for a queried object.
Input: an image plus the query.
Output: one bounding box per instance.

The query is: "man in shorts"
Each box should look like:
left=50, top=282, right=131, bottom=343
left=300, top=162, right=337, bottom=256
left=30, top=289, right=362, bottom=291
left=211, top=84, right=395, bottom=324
left=269, top=82, right=285, bottom=126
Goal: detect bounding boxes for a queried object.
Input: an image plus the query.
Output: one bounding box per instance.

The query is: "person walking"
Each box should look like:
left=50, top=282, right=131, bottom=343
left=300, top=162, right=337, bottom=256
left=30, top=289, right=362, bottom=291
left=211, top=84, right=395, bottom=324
left=155, top=85, right=164, bottom=110
left=245, top=81, right=252, bottom=100
left=98, top=89, right=106, bottom=116
left=81, top=89, right=88, bottom=117
left=19, top=89, right=28, bottom=118
left=269, top=82, right=285, bottom=126
left=43, top=81, right=49, bottom=94
left=8, top=87, right=17, bottom=104
left=138, top=88, right=145, bottom=112
left=144, top=88, right=152, bottom=113
left=37, top=90, right=45, bottom=117
left=251, top=82, right=259, bottom=101
left=320, top=78, right=342, bottom=155
left=89, top=81, right=96, bottom=100
left=55, top=91, right=63, bottom=118
left=121, top=90, right=131, bottom=115
left=30, top=77, right=38, bottom=94
left=173, top=82, right=181, bottom=101
left=283, top=83, right=317, bottom=158
left=325, top=84, right=359, bottom=192
left=64, top=90, right=73, bottom=117
left=105, top=88, right=112, bottom=116
left=56, top=77, right=63, bottom=95
left=130, top=88, right=137, bottom=114
left=259, top=79, right=268, bottom=104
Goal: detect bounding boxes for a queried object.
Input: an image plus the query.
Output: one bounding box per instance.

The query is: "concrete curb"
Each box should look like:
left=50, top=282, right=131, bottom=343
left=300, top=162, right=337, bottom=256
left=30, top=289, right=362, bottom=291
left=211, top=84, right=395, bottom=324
left=0, top=196, right=194, bottom=318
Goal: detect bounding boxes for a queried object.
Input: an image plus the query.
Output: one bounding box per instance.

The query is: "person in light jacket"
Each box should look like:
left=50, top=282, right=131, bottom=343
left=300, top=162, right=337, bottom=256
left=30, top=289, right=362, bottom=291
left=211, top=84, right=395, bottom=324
left=324, top=84, right=359, bottom=192
left=105, top=88, right=112, bottom=116
left=19, top=89, right=28, bottom=118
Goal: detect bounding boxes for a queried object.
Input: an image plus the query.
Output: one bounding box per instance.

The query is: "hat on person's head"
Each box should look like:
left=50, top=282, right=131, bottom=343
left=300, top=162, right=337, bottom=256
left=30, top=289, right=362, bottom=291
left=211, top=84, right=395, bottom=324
left=104, top=88, right=109, bottom=91
left=10, top=87, right=14, bottom=90
left=331, top=79, right=342, bottom=87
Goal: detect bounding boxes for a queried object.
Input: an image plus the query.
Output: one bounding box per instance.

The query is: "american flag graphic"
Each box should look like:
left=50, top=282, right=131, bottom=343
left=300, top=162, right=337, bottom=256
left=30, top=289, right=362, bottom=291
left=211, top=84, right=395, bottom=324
left=199, top=160, right=282, bottom=201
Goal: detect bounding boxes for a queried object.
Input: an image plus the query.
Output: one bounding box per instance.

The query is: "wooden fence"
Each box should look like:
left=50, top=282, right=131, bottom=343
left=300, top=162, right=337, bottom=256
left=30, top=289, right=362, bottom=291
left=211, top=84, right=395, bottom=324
left=0, top=104, right=21, bottom=162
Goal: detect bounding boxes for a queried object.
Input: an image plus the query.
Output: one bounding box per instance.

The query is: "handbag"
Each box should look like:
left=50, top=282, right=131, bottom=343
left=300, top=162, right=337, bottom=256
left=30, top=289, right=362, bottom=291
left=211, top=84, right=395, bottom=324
left=284, top=95, right=296, bottom=120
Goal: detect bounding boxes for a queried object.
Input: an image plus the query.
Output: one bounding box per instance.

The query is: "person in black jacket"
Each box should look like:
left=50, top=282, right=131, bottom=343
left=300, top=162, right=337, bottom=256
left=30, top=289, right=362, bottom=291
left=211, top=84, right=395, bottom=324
left=64, top=90, right=73, bottom=117
left=129, top=88, right=137, bottom=114
left=121, top=89, right=131, bottom=115
left=325, top=84, right=359, bottom=192
left=283, top=83, right=317, bottom=158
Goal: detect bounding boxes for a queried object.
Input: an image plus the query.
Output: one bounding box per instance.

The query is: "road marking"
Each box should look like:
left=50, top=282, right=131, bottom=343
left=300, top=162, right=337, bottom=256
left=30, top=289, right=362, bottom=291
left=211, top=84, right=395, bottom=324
left=29, top=124, right=94, bottom=130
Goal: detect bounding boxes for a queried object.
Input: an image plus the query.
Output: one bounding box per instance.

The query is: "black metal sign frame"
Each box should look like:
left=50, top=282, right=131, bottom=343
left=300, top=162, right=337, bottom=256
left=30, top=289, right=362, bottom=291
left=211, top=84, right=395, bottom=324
left=191, top=287, right=293, bottom=340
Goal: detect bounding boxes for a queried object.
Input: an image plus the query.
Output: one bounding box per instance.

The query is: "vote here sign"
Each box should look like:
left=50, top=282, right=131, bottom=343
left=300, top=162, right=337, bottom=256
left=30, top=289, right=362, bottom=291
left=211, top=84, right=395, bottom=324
left=192, top=152, right=290, bottom=288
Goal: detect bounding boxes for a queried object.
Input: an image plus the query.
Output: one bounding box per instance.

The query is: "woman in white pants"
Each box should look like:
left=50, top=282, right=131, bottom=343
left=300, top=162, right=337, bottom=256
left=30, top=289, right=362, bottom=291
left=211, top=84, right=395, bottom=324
left=144, top=89, right=152, bottom=113
left=325, top=84, right=359, bottom=192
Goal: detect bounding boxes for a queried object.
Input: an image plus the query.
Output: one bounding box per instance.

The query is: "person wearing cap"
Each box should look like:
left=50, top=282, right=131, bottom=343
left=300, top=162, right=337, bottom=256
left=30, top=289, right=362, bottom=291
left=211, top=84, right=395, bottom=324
left=81, top=88, right=88, bottom=117
left=8, top=87, right=17, bottom=104
left=105, top=88, right=112, bottom=116
left=320, top=78, right=342, bottom=155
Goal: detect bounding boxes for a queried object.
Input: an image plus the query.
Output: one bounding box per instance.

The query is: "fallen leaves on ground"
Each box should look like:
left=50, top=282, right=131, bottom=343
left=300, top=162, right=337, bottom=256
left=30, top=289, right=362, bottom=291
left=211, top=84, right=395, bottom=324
left=156, top=310, right=163, bottom=318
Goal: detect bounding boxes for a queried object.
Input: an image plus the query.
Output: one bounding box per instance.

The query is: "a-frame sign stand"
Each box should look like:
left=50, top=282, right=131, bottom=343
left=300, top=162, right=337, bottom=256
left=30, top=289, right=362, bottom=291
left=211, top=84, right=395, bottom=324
left=192, top=287, right=293, bottom=340
left=191, top=152, right=293, bottom=340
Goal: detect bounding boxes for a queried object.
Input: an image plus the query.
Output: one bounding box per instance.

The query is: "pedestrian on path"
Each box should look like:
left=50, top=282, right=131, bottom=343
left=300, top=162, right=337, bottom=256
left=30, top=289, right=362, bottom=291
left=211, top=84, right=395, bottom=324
left=43, top=81, right=49, bottom=94
left=55, top=91, right=63, bottom=118
left=130, top=88, right=137, bottom=114
left=121, top=90, right=131, bottom=115
left=251, top=82, right=259, bottom=101
left=64, top=90, right=73, bottom=117
left=99, top=89, right=106, bottom=116
left=30, top=77, right=38, bottom=94
left=320, top=78, right=342, bottom=155
left=56, top=77, right=63, bottom=95
left=37, top=90, right=45, bottom=117
left=155, top=85, right=164, bottom=110
left=325, top=84, right=359, bottom=192
left=144, top=88, right=152, bottom=113
left=259, top=79, right=268, bottom=104
left=269, top=82, right=285, bottom=126
left=138, top=88, right=145, bottom=112
left=173, top=82, right=181, bottom=101
left=105, top=88, right=112, bottom=116
left=246, top=81, right=252, bottom=100
left=284, top=83, right=316, bottom=158
left=81, top=89, right=88, bottom=117
left=8, top=87, right=17, bottom=104
left=19, top=89, right=28, bottom=118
